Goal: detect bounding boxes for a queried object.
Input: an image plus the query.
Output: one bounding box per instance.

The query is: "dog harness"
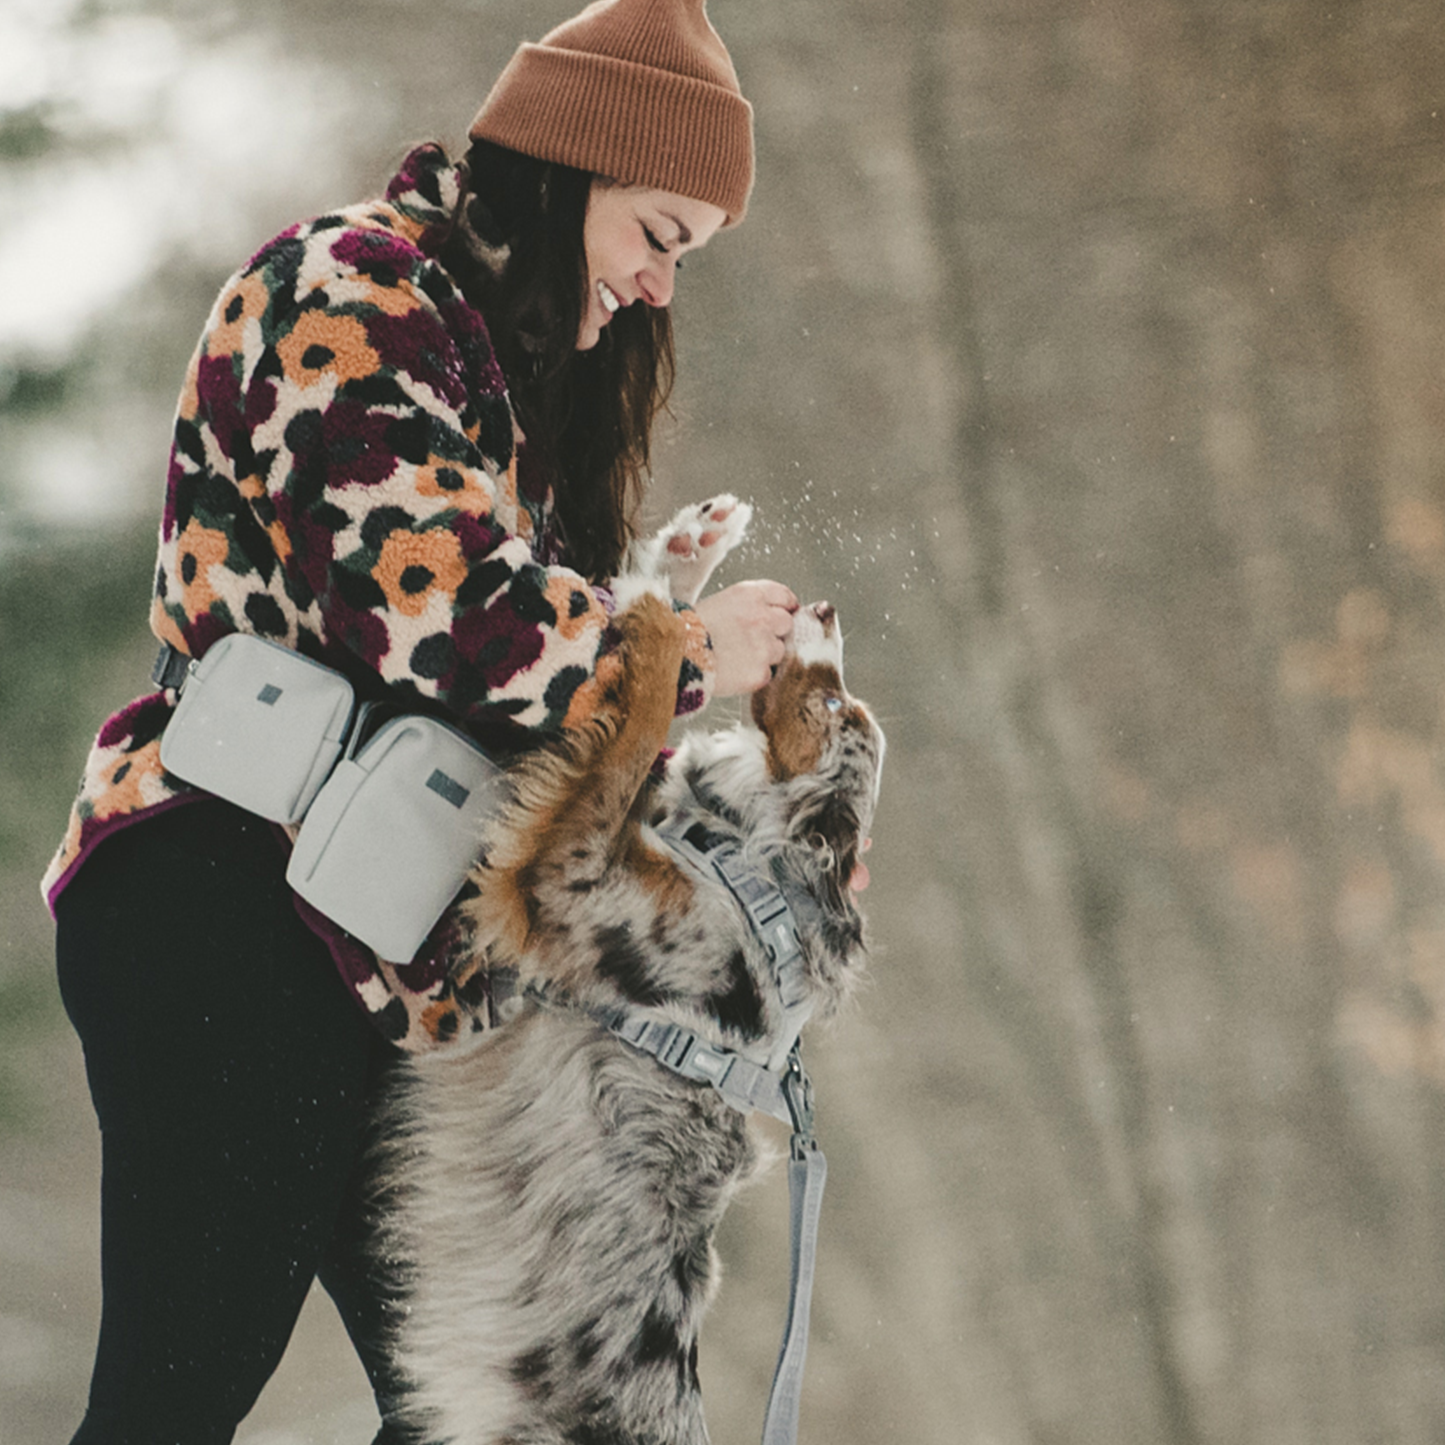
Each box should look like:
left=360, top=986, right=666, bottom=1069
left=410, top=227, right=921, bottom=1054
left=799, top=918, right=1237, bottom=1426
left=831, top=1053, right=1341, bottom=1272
left=596, top=806, right=830, bottom=1445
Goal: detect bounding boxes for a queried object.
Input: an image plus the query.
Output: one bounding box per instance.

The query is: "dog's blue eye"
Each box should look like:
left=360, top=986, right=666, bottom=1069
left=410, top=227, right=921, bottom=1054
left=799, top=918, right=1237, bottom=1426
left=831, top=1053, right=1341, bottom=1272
left=824, top=696, right=843, bottom=713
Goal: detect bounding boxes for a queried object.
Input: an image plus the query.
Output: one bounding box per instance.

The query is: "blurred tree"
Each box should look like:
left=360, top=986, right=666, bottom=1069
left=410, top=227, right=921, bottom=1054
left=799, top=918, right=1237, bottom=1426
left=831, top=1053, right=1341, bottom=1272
left=714, top=2, right=1445, bottom=1443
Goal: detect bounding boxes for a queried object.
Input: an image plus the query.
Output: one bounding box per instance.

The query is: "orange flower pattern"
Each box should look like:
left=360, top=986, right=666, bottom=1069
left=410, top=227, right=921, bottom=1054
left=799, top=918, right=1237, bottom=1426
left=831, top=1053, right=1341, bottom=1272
left=275, top=309, right=380, bottom=389
left=172, top=519, right=230, bottom=618
left=374, top=525, right=469, bottom=618
left=414, top=456, right=496, bottom=517
left=43, top=144, right=714, bottom=1053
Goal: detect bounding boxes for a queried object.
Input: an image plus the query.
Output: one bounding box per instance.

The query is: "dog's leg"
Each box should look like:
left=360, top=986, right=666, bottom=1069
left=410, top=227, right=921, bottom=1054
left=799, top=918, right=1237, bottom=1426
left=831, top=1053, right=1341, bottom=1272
left=551, top=590, right=686, bottom=841
left=628, top=494, right=752, bottom=605
left=471, top=592, right=690, bottom=980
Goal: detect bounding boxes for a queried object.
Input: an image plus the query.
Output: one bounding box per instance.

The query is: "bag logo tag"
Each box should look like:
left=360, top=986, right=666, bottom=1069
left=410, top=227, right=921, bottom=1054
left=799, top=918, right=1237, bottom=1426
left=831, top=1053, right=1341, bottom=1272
left=426, top=770, right=470, bottom=809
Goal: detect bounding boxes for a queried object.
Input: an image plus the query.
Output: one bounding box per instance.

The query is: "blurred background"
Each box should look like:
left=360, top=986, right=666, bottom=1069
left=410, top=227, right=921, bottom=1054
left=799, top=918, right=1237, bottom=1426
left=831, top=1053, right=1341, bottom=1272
left=4, top=0, right=1445, bottom=1440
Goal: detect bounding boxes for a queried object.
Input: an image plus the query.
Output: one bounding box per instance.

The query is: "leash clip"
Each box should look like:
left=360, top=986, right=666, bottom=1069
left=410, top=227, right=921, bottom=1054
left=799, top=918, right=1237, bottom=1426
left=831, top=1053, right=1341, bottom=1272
left=782, top=1045, right=816, bottom=1158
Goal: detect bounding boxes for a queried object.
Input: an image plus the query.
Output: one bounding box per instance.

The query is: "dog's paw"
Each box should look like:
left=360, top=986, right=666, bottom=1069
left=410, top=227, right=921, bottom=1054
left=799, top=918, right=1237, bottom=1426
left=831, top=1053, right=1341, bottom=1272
left=648, top=495, right=753, bottom=605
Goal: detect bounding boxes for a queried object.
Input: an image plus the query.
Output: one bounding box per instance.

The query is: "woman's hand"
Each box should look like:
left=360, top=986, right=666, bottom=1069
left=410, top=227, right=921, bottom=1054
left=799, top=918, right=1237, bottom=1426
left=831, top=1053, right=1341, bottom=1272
left=695, top=581, right=799, bottom=696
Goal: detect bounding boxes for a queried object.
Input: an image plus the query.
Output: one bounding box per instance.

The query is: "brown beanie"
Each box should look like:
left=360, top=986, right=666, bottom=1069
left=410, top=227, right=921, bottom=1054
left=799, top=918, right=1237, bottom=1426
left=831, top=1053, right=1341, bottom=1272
left=468, top=0, right=754, bottom=224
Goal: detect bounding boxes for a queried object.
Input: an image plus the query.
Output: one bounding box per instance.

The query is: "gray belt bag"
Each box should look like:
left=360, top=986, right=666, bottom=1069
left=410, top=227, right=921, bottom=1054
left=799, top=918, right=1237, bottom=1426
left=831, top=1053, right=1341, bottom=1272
left=158, top=634, right=503, bottom=962
left=285, top=711, right=504, bottom=962
left=160, top=632, right=355, bottom=825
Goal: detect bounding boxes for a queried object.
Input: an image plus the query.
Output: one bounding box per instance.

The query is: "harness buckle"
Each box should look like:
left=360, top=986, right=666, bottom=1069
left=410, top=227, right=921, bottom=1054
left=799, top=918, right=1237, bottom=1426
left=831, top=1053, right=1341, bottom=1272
left=764, top=918, right=802, bottom=970
left=655, top=1024, right=694, bottom=1071
left=654, top=1024, right=735, bottom=1089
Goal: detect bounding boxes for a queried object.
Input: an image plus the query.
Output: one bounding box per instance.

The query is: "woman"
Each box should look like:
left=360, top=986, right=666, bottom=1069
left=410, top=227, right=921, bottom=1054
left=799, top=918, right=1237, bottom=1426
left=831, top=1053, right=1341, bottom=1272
left=43, top=1, right=796, bottom=1439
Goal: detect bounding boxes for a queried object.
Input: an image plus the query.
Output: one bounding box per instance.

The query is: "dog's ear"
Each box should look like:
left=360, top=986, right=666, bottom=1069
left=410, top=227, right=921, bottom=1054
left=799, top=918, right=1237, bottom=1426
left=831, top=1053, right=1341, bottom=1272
left=792, top=788, right=863, bottom=916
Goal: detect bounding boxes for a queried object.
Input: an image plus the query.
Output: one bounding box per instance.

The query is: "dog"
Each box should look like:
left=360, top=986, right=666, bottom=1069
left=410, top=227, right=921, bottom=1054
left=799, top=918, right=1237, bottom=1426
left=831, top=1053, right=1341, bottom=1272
left=373, top=496, right=885, bottom=1445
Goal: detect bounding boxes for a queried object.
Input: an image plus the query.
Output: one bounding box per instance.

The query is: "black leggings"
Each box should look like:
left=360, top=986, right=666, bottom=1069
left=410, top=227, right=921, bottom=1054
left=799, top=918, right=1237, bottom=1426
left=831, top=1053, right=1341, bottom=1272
left=55, top=799, right=410, bottom=1445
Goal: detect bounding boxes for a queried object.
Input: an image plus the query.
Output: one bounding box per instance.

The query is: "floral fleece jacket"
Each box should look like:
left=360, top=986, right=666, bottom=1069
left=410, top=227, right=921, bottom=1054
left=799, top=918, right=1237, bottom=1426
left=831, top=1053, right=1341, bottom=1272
left=42, top=143, right=715, bottom=1051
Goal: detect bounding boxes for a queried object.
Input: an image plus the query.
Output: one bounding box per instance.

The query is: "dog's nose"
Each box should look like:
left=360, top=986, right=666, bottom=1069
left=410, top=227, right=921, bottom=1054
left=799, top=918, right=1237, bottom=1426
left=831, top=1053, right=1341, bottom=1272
left=811, top=602, right=836, bottom=629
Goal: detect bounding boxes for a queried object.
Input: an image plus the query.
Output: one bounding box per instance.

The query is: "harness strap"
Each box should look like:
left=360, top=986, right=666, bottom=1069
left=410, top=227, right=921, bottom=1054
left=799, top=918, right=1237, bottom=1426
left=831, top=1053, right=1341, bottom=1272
left=601, top=1012, right=794, bottom=1125
left=653, top=813, right=806, bottom=997
left=652, top=809, right=815, bottom=1070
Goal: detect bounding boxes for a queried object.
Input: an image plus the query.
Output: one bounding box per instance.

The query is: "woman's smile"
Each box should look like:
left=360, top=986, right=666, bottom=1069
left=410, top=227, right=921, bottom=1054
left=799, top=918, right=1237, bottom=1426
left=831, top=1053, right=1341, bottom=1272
left=577, top=183, right=727, bottom=349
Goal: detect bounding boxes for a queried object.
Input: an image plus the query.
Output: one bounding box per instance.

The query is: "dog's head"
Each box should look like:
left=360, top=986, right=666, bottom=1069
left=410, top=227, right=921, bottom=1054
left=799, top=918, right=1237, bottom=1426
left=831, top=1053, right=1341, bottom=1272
left=750, top=602, right=885, bottom=911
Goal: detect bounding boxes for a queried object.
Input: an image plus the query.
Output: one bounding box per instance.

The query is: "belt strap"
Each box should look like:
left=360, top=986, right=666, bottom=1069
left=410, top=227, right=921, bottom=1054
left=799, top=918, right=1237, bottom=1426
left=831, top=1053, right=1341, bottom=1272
left=152, top=641, right=192, bottom=691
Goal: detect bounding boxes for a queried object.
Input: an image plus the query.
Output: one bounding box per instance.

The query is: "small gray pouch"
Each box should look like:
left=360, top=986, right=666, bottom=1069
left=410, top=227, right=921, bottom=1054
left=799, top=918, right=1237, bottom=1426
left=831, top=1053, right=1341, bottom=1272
left=286, top=712, right=506, bottom=963
left=160, top=633, right=356, bottom=825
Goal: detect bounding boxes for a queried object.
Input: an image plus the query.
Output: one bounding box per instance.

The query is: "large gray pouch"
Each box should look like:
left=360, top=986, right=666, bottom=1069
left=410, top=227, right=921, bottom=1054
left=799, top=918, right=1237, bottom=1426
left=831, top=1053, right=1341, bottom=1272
left=286, top=713, right=506, bottom=963
left=160, top=633, right=356, bottom=825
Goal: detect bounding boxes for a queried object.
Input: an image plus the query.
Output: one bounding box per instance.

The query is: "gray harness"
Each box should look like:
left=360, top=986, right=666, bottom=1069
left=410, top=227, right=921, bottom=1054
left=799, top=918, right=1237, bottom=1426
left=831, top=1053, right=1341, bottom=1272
left=598, top=806, right=829, bottom=1445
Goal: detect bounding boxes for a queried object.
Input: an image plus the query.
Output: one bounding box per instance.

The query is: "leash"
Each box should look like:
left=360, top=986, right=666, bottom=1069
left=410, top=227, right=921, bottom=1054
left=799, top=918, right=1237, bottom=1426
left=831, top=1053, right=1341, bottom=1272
left=763, top=1052, right=828, bottom=1445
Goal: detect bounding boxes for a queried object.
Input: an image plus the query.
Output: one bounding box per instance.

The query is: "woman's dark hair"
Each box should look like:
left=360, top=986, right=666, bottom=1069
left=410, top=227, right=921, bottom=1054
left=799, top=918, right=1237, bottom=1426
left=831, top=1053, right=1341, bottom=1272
left=438, top=138, right=675, bottom=581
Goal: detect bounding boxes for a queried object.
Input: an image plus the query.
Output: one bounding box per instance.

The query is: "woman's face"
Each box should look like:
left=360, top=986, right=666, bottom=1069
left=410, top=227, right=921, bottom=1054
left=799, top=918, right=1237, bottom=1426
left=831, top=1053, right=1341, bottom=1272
left=578, top=182, right=729, bottom=350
